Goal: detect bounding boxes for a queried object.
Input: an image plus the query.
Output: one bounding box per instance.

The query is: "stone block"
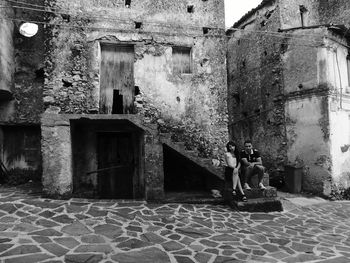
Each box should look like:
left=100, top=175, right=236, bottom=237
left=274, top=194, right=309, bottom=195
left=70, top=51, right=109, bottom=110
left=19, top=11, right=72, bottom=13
left=227, top=197, right=283, bottom=212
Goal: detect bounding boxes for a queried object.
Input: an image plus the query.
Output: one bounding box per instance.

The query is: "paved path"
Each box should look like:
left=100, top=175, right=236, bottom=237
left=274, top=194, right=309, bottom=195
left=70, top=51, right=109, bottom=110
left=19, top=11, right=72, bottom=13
left=0, top=186, right=349, bottom=262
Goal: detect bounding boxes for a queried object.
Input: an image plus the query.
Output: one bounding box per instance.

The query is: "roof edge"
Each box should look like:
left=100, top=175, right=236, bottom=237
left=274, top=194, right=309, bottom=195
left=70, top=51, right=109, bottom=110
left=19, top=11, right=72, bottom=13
left=231, top=0, right=275, bottom=29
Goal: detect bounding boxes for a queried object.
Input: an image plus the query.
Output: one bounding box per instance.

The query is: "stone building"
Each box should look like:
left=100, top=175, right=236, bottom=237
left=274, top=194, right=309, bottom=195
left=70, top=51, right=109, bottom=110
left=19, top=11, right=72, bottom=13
left=0, top=0, right=228, bottom=199
left=227, top=0, right=350, bottom=195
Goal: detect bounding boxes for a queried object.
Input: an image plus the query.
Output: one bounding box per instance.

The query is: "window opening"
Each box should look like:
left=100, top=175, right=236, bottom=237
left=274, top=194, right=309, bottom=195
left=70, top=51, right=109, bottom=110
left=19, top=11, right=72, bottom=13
left=203, top=27, right=210, bottom=35
left=135, top=22, right=142, bottom=29
left=187, top=5, right=194, bottom=13
left=172, top=47, right=192, bottom=74
left=125, top=0, right=131, bottom=8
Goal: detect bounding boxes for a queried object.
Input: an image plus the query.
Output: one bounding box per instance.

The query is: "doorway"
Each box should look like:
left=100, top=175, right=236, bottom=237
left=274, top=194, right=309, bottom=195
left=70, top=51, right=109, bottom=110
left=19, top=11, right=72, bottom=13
left=97, top=132, right=134, bottom=198
left=100, top=44, right=135, bottom=114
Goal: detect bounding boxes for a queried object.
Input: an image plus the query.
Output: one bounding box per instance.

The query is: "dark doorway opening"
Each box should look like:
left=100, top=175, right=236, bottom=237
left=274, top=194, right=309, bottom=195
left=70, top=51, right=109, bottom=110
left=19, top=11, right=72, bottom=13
left=97, top=132, right=134, bottom=198
left=71, top=119, right=144, bottom=199
left=112, top=90, right=123, bottom=114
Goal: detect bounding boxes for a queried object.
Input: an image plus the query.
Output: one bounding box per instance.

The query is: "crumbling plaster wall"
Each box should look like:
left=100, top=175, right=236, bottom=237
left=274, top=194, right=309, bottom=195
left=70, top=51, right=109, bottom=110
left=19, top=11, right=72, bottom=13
left=44, top=0, right=228, bottom=159
left=0, top=0, right=45, bottom=124
left=279, top=0, right=319, bottom=29
left=227, top=1, right=287, bottom=171
left=283, top=29, right=333, bottom=193
left=326, top=36, right=350, bottom=191
left=0, top=1, right=44, bottom=176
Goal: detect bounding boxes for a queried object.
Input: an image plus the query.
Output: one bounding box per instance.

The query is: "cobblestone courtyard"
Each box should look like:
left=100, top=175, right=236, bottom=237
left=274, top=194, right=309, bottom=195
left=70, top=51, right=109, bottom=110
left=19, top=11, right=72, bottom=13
left=0, top=186, right=349, bottom=263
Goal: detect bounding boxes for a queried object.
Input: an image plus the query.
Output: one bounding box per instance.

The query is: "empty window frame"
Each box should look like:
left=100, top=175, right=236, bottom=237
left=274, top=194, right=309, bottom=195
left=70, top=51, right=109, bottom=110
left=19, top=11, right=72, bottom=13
left=172, top=47, right=192, bottom=74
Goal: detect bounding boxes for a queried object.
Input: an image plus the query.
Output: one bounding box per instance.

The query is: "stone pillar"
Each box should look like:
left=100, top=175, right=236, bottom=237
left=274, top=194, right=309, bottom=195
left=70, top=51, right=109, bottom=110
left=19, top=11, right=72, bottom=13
left=144, top=133, right=164, bottom=200
left=41, top=114, right=73, bottom=198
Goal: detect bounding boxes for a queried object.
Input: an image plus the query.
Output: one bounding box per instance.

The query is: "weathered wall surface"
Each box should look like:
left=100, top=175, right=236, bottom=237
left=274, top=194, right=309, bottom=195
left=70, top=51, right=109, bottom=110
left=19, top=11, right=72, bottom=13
left=0, top=0, right=14, bottom=95
left=325, top=36, right=350, bottom=192
left=227, top=1, right=287, bottom=171
left=318, top=0, right=350, bottom=25
left=282, top=29, right=334, bottom=193
left=0, top=1, right=44, bottom=177
left=0, top=0, right=45, bottom=124
left=285, top=96, right=331, bottom=193
left=44, top=0, right=228, bottom=160
left=41, top=119, right=72, bottom=198
left=279, top=0, right=319, bottom=29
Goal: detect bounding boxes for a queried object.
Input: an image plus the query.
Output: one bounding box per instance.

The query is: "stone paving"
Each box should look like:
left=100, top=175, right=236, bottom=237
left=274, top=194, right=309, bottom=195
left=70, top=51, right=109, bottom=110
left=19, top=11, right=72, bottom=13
left=0, top=186, right=349, bottom=262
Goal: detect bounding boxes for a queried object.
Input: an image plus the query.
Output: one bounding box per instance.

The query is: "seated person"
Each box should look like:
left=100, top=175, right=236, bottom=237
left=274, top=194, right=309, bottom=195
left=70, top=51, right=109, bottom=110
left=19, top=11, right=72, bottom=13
left=240, top=139, right=266, bottom=190
left=223, top=141, right=247, bottom=202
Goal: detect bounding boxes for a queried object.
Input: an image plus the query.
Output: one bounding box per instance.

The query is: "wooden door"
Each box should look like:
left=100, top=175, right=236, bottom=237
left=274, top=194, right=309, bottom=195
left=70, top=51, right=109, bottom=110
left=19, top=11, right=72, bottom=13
left=100, top=44, right=135, bottom=114
left=97, top=132, right=134, bottom=198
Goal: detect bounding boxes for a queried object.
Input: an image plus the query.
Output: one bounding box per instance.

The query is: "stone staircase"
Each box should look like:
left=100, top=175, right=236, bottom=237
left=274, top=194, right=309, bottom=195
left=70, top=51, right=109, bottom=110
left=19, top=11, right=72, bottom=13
left=158, top=131, right=282, bottom=212
left=159, top=132, right=224, bottom=182
left=224, top=176, right=283, bottom=212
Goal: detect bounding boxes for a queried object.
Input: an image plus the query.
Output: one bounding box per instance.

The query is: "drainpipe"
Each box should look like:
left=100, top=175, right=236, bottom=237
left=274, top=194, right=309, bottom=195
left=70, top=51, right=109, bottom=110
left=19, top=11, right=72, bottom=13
left=335, top=49, right=343, bottom=109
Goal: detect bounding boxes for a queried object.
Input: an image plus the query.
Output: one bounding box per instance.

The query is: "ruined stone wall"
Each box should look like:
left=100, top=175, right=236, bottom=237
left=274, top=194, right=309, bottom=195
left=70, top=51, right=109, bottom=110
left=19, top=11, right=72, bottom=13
left=227, top=1, right=287, bottom=171
left=44, top=0, right=228, bottom=159
left=0, top=1, right=44, bottom=177
left=0, top=0, right=45, bottom=124
left=0, top=0, right=14, bottom=95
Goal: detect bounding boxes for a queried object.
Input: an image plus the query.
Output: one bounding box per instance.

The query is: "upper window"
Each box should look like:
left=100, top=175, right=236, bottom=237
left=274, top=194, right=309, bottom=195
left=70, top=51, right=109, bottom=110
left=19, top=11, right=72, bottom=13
left=172, top=47, right=192, bottom=74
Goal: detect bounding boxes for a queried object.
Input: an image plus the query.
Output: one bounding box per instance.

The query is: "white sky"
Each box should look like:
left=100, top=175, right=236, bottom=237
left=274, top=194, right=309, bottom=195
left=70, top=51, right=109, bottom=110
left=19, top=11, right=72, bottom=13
left=225, top=0, right=262, bottom=28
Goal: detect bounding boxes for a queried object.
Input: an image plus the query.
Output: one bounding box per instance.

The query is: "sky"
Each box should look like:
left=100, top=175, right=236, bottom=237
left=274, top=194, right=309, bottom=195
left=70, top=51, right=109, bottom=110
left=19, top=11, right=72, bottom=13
left=225, top=0, right=262, bottom=28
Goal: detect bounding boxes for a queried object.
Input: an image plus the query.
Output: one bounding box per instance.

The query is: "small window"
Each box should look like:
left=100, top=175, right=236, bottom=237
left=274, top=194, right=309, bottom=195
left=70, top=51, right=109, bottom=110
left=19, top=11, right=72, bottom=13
left=203, top=27, right=210, bottom=35
left=135, top=22, right=142, bottom=29
left=125, top=0, right=131, bottom=8
left=172, top=47, right=192, bottom=74
left=187, top=5, right=194, bottom=13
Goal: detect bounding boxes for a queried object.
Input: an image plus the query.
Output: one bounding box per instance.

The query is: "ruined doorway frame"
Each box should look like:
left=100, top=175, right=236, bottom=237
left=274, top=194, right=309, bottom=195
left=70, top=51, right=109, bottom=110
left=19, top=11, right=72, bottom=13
left=70, top=119, right=145, bottom=199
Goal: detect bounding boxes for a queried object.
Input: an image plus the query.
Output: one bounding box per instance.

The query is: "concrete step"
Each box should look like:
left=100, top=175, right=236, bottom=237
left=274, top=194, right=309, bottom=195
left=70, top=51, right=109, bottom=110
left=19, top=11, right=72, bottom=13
left=234, top=197, right=283, bottom=212
left=223, top=186, right=282, bottom=212
left=225, top=193, right=282, bottom=212
left=243, top=186, right=277, bottom=199
left=225, top=186, right=277, bottom=199
left=161, top=191, right=225, bottom=205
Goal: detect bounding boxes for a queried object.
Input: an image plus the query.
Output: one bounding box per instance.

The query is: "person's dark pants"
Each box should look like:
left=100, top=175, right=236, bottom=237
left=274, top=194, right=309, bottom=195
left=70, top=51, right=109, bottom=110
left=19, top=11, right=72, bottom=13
left=241, top=165, right=265, bottom=186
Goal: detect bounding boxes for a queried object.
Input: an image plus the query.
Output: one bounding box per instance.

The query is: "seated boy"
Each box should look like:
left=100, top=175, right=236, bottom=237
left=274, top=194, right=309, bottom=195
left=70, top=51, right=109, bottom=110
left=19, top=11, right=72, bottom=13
left=240, top=139, right=266, bottom=190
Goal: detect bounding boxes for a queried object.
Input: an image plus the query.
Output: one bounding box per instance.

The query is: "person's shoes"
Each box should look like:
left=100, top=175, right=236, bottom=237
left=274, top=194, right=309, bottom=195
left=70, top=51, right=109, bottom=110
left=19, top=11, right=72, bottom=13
left=259, top=183, right=266, bottom=190
left=244, top=183, right=251, bottom=190
left=241, top=195, right=247, bottom=202
left=211, top=189, right=222, bottom=198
